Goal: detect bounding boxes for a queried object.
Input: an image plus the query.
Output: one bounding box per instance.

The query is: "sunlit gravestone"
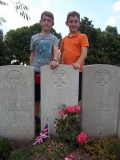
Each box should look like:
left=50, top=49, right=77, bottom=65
left=41, top=64, right=79, bottom=136
left=82, top=64, right=120, bottom=138
left=0, top=65, right=35, bottom=140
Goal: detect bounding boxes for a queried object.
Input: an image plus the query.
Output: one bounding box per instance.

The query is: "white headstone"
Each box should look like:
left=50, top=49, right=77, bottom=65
left=82, top=64, right=120, bottom=138
left=41, top=65, right=79, bottom=136
left=0, top=65, right=35, bottom=140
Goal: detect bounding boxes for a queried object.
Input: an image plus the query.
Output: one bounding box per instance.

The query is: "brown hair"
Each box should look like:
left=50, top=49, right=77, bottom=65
left=40, top=11, right=54, bottom=22
left=66, top=11, right=80, bottom=22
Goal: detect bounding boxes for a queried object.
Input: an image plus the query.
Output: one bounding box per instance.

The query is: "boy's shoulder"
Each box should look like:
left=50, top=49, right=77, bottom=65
left=78, top=32, right=87, bottom=37
left=49, top=33, right=57, bottom=38
left=62, top=32, right=86, bottom=39
left=31, top=33, right=40, bottom=39
left=62, top=35, right=68, bottom=41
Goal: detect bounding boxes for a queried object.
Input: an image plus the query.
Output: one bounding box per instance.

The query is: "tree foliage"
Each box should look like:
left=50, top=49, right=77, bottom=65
left=0, top=29, right=10, bottom=65
left=0, top=0, right=30, bottom=25
left=79, top=17, right=120, bottom=66
left=0, top=17, right=7, bottom=26
left=3, top=23, right=62, bottom=65
left=103, top=26, right=120, bottom=66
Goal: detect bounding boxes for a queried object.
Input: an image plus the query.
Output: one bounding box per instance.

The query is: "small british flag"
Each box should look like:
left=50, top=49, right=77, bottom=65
left=33, top=121, right=49, bottom=145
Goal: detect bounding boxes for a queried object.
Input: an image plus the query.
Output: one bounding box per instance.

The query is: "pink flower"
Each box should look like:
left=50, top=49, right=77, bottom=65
left=65, top=158, right=70, bottom=160
left=74, top=105, right=81, bottom=114
left=54, top=123, right=57, bottom=128
left=51, top=141, right=55, bottom=144
left=68, top=154, right=75, bottom=159
left=59, top=143, right=64, bottom=146
left=77, top=132, right=87, bottom=144
left=62, top=114, right=68, bottom=120
left=78, top=156, right=83, bottom=159
left=46, top=145, right=53, bottom=151
left=65, top=154, right=75, bottom=160
left=66, top=106, right=75, bottom=113
left=58, top=110, right=64, bottom=115
left=64, top=157, right=74, bottom=160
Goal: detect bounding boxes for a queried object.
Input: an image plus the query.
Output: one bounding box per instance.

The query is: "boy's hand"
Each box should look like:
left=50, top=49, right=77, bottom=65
left=71, top=63, right=80, bottom=69
left=50, top=61, right=59, bottom=69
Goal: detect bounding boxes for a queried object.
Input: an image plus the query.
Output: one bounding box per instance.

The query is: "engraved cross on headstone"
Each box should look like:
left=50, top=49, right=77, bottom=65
left=92, top=101, right=108, bottom=132
left=8, top=99, right=20, bottom=127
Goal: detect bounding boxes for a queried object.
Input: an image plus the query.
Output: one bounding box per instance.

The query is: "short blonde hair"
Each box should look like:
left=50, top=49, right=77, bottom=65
left=66, top=11, right=80, bottom=22
left=41, top=11, right=54, bottom=22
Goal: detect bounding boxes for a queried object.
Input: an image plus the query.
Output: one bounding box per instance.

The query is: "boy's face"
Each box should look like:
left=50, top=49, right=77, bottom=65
left=40, top=14, right=54, bottom=33
left=66, top=15, right=80, bottom=34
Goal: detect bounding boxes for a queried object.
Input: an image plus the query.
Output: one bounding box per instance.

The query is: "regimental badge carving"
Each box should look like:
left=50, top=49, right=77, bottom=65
left=51, top=69, right=68, bottom=87
left=6, top=70, right=23, bottom=89
left=95, top=68, right=111, bottom=86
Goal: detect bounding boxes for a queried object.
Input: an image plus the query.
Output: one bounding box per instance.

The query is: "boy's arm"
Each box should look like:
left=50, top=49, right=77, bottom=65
left=59, top=51, right=62, bottom=64
left=59, top=38, right=63, bottom=64
left=53, top=46, right=60, bottom=60
left=71, top=46, right=88, bottom=69
left=29, top=51, right=35, bottom=66
left=50, top=46, right=59, bottom=69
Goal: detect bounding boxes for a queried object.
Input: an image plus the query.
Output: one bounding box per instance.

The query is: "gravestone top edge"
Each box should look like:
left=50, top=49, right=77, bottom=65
left=83, top=64, right=120, bottom=69
left=0, top=65, right=34, bottom=70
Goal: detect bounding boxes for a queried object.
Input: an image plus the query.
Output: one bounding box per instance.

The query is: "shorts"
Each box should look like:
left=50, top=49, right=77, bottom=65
left=35, top=72, right=41, bottom=102
left=79, top=72, right=82, bottom=101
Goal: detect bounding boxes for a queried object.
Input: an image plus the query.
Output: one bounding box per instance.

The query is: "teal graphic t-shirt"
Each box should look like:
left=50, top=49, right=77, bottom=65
left=30, top=33, right=58, bottom=73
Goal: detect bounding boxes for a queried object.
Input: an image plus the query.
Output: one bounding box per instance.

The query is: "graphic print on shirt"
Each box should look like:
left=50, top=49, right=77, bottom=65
left=34, top=39, right=51, bottom=59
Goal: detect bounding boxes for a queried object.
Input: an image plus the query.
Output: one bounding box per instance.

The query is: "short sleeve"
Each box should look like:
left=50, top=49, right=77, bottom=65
left=53, top=36, right=58, bottom=47
left=30, top=36, right=34, bottom=50
left=81, top=34, right=89, bottom=47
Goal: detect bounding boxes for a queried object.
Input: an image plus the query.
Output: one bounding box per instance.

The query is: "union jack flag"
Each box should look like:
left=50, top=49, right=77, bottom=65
left=33, top=121, right=49, bottom=145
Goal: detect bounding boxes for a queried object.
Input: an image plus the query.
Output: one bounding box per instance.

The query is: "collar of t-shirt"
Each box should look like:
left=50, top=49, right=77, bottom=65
left=39, top=33, right=50, bottom=36
left=68, top=32, right=79, bottom=37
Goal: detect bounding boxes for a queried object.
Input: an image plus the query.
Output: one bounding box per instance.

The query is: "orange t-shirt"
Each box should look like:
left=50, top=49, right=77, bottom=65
left=60, top=32, right=89, bottom=72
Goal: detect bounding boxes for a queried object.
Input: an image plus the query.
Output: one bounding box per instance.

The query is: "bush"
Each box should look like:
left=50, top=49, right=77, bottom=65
left=9, top=148, right=31, bottom=160
left=79, top=135, right=120, bottom=160
left=54, top=104, right=82, bottom=149
left=0, top=137, right=13, bottom=160
left=32, top=138, right=71, bottom=160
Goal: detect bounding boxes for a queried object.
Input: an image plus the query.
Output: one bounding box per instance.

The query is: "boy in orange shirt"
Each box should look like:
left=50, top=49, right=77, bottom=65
left=60, top=11, right=89, bottom=101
